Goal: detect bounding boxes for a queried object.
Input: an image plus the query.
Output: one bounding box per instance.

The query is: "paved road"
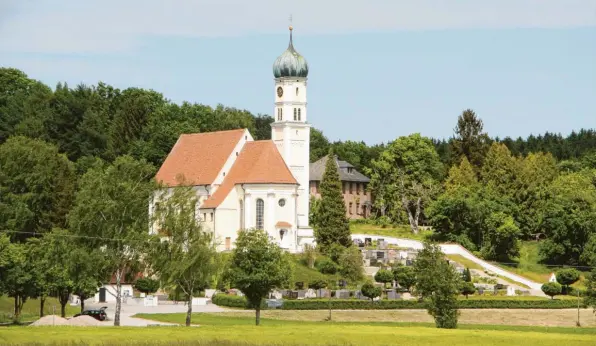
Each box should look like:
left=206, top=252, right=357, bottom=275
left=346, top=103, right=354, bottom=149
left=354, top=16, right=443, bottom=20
left=85, top=301, right=228, bottom=327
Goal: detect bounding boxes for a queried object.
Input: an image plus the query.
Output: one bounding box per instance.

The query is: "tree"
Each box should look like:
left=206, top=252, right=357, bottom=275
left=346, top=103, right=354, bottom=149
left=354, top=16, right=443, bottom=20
left=134, top=278, right=160, bottom=296
left=460, top=282, right=476, bottom=299
left=0, top=136, right=76, bottom=242
left=70, top=246, right=108, bottom=313
left=449, top=109, right=490, bottom=170
left=413, top=241, right=461, bottom=329
left=360, top=282, right=382, bottom=302
left=310, top=128, right=331, bottom=162
left=308, top=279, right=327, bottom=290
left=369, top=134, right=443, bottom=234
left=392, top=264, right=416, bottom=292
left=374, top=269, right=394, bottom=288
left=541, top=282, right=562, bottom=299
left=0, top=239, right=35, bottom=320
left=227, top=229, right=292, bottom=326
left=481, top=212, right=521, bottom=261
left=462, top=268, right=472, bottom=283
left=314, top=153, right=351, bottom=252
left=338, top=246, right=364, bottom=283
left=68, top=155, right=156, bottom=326
left=445, top=157, right=478, bottom=192
left=584, top=269, right=596, bottom=315
left=480, top=142, right=520, bottom=198
left=150, top=184, right=219, bottom=327
left=555, top=269, right=581, bottom=295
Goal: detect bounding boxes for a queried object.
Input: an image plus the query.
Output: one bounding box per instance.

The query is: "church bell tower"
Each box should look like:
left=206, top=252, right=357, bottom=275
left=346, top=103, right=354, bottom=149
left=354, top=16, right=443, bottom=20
left=271, top=26, right=312, bottom=234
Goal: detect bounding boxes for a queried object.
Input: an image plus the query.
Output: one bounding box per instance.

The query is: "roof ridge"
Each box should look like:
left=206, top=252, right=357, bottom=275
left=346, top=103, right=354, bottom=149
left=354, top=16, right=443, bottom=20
left=180, top=129, right=246, bottom=137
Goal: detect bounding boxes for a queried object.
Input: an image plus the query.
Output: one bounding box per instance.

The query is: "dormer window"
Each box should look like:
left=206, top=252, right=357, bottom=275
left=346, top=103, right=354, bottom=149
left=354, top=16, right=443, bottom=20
left=347, top=167, right=353, bottom=174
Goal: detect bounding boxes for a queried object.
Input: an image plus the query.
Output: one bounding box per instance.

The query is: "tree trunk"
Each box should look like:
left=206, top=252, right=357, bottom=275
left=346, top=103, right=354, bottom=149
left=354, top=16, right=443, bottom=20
left=59, top=291, right=69, bottom=318
left=186, top=296, right=193, bottom=327
left=14, top=296, right=19, bottom=320
left=80, top=297, right=85, bottom=313
left=403, top=197, right=420, bottom=235
left=255, top=306, right=261, bottom=326
left=40, top=296, right=46, bottom=318
left=114, top=268, right=122, bottom=326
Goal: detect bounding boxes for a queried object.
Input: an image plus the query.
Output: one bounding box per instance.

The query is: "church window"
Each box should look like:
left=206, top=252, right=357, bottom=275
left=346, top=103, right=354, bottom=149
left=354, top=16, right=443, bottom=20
left=298, top=108, right=301, bottom=121
left=256, top=198, right=264, bottom=230
left=293, top=108, right=297, bottom=121
left=349, top=202, right=353, bottom=214
left=278, top=199, right=286, bottom=207
left=296, top=87, right=299, bottom=96
left=356, top=202, right=360, bottom=214
left=210, top=213, right=213, bottom=222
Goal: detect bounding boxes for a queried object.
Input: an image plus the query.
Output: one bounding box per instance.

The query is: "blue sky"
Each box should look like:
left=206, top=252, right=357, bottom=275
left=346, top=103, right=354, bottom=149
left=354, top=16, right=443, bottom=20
left=1, top=0, right=595, bottom=144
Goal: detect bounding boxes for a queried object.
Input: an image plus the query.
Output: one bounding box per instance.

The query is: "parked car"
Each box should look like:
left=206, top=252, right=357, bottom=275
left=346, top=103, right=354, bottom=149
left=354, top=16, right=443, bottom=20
left=74, top=306, right=108, bottom=321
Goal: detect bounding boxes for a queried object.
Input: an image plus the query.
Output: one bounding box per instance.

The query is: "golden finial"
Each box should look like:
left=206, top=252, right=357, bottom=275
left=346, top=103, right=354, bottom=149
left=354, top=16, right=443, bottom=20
left=289, top=14, right=293, bottom=31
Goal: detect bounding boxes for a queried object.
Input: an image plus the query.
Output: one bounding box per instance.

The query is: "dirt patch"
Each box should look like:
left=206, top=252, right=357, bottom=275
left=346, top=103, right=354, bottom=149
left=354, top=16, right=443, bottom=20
left=214, top=309, right=596, bottom=327
left=66, top=315, right=102, bottom=326
left=30, top=315, right=68, bottom=326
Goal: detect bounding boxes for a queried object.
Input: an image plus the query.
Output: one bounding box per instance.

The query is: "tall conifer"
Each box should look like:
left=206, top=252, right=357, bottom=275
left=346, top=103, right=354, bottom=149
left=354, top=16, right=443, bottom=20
left=314, top=151, right=351, bottom=252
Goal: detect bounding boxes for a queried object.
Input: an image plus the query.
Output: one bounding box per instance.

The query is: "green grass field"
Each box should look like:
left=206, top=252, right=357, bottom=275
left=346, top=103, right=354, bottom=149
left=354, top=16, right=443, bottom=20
left=350, top=222, right=432, bottom=241
left=1, top=312, right=595, bottom=346
left=0, top=296, right=80, bottom=323
left=492, top=242, right=588, bottom=289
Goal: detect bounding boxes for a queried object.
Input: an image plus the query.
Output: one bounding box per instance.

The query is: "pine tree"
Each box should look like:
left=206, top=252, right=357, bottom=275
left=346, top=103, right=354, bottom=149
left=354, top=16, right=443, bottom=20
left=314, top=152, right=351, bottom=252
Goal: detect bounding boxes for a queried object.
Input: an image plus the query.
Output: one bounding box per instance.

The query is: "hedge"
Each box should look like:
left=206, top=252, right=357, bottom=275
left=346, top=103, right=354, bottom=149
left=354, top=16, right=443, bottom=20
left=211, top=294, right=585, bottom=310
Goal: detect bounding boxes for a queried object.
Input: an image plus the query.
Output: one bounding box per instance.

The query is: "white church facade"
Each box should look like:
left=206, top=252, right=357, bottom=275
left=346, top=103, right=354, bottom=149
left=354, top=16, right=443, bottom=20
left=152, top=26, right=315, bottom=253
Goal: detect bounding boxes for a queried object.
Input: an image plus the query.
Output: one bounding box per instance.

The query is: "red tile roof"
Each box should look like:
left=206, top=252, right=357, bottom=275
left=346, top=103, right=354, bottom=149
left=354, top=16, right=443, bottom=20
left=155, top=129, right=245, bottom=186
left=201, top=140, right=297, bottom=208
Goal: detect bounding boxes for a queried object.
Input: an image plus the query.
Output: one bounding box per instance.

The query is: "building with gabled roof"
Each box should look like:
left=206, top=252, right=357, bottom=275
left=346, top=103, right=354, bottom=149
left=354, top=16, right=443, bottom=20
left=151, top=26, right=315, bottom=253
left=309, top=155, right=372, bottom=219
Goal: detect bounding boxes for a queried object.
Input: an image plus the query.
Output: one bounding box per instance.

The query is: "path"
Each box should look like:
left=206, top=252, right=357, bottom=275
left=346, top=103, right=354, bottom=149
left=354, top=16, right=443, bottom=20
left=85, top=301, right=228, bottom=327
left=352, top=234, right=544, bottom=295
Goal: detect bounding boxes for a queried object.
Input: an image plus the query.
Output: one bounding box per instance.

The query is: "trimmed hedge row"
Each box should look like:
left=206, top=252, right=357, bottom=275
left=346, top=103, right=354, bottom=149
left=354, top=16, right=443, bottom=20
left=211, top=294, right=586, bottom=310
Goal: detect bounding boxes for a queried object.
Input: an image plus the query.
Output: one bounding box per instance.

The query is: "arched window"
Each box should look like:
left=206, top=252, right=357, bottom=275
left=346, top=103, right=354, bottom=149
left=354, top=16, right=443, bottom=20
left=296, top=87, right=299, bottom=96
left=256, top=198, right=264, bottom=230
left=298, top=108, right=301, bottom=121
left=239, top=200, right=244, bottom=229
left=293, top=108, right=297, bottom=121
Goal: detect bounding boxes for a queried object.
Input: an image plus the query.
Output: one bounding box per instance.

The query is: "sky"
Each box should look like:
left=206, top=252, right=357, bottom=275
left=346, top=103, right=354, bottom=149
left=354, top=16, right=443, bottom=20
left=1, top=0, right=595, bottom=144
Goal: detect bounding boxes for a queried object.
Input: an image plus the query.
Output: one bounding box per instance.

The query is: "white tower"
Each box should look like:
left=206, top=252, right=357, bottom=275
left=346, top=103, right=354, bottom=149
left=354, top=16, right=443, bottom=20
left=271, top=26, right=313, bottom=239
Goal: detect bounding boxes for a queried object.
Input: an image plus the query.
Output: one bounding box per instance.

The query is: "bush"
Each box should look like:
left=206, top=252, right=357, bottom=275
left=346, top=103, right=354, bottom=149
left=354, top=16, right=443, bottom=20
left=374, top=269, right=394, bottom=288
left=308, top=279, right=328, bottom=290
left=338, top=246, right=364, bottom=282
left=460, top=282, right=476, bottom=298
left=556, top=269, right=581, bottom=295
left=542, top=282, right=563, bottom=299
left=134, top=278, right=160, bottom=295
left=361, top=282, right=382, bottom=301
left=325, top=243, right=346, bottom=263
left=212, top=295, right=585, bottom=310
left=316, top=258, right=339, bottom=274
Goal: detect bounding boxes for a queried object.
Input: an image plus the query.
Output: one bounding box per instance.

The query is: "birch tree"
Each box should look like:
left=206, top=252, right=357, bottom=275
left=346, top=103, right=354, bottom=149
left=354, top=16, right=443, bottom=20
left=150, top=185, right=218, bottom=327
left=68, top=155, right=155, bottom=326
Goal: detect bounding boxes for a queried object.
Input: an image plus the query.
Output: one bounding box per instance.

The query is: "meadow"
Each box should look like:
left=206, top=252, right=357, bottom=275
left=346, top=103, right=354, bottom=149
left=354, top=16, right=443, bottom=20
left=1, top=312, right=595, bottom=346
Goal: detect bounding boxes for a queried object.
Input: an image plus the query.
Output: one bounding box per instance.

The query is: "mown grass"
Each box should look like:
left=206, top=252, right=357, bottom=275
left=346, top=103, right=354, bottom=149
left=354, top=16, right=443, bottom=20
left=492, top=242, right=588, bottom=289
left=2, top=315, right=595, bottom=346
left=349, top=222, right=432, bottom=241
left=0, top=296, right=80, bottom=323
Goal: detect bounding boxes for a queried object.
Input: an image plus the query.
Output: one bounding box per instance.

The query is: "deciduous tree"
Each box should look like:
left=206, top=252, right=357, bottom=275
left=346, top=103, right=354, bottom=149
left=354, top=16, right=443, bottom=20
left=226, top=229, right=292, bottom=326
left=68, top=155, right=156, bottom=326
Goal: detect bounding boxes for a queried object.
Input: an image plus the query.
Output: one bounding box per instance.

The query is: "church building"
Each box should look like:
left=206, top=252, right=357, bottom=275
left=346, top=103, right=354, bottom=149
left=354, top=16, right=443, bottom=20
left=153, top=26, right=315, bottom=253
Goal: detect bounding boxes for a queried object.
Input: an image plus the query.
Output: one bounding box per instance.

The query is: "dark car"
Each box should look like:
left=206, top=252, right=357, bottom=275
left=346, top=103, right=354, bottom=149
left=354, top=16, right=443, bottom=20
left=74, top=306, right=108, bottom=321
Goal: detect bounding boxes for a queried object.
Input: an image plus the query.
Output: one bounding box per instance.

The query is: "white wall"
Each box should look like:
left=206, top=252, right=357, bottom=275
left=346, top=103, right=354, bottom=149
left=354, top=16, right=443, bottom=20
left=93, top=284, right=134, bottom=303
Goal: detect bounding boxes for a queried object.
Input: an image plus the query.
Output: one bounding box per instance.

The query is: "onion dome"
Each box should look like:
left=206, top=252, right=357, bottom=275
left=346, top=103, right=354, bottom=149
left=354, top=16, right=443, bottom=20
left=272, top=26, right=309, bottom=78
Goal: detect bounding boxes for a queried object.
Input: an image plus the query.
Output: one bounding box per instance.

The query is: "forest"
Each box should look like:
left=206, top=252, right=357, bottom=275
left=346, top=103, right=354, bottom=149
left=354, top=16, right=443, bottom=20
left=1, top=67, right=596, bottom=270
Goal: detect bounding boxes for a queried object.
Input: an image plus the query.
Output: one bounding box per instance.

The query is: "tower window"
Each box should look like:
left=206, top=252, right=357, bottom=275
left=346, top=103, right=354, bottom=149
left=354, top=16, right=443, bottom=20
left=296, top=87, right=299, bottom=96
left=298, top=108, right=301, bottom=121
left=293, top=108, right=297, bottom=121
left=256, top=198, right=264, bottom=230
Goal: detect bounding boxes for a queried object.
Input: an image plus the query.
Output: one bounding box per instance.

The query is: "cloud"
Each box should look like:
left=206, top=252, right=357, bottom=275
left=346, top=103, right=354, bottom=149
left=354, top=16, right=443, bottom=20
left=0, top=0, right=595, bottom=54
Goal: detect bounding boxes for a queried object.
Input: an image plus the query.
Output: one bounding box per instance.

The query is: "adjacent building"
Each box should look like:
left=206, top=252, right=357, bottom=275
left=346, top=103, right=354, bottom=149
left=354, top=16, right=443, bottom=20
left=309, top=155, right=372, bottom=219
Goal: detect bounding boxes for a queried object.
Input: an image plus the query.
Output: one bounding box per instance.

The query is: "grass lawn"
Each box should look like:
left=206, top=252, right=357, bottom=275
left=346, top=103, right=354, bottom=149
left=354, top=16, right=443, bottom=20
left=0, top=295, right=80, bottom=323
left=492, top=242, right=588, bottom=289
left=350, top=222, right=432, bottom=241
left=1, top=313, right=595, bottom=346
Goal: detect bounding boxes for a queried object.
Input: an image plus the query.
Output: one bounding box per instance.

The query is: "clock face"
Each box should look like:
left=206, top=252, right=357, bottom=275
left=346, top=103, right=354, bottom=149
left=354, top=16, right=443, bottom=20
left=277, top=87, right=283, bottom=97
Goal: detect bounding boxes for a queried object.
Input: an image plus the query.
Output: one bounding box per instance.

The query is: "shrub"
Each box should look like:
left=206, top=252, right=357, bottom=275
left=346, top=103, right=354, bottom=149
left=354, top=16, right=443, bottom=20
left=460, top=282, right=476, bottom=299
left=308, top=279, right=328, bottom=290
left=338, top=246, right=364, bottom=282
left=325, top=243, right=346, bottom=263
left=556, top=268, right=581, bottom=295
left=361, top=282, right=382, bottom=301
left=316, top=258, right=339, bottom=274
left=542, top=282, right=562, bottom=299
left=211, top=295, right=585, bottom=310
left=392, top=265, right=416, bottom=291
left=374, top=269, right=394, bottom=288
left=134, top=278, right=160, bottom=295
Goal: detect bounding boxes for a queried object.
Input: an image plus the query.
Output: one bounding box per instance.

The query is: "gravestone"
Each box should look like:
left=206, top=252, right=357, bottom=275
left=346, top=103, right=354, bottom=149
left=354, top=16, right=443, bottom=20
left=507, top=285, right=516, bottom=296
left=297, top=290, right=307, bottom=299
left=386, top=290, right=400, bottom=300
left=318, top=289, right=330, bottom=298
left=337, top=289, right=350, bottom=299
left=305, top=289, right=317, bottom=298
left=365, top=238, right=372, bottom=246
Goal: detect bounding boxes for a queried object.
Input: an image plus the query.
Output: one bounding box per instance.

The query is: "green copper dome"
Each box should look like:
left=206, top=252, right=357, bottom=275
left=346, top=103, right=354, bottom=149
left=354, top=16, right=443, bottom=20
left=273, top=27, right=309, bottom=78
